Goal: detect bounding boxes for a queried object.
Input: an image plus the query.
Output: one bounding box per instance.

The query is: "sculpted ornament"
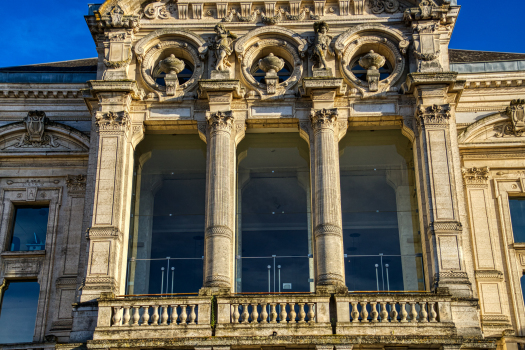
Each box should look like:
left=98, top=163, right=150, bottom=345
left=462, top=167, right=490, bottom=185
left=309, top=21, right=334, bottom=70
left=143, top=1, right=175, bottom=19
left=498, top=99, right=525, bottom=137
left=211, top=24, right=237, bottom=72
left=369, top=0, right=400, bottom=14
left=16, top=111, right=59, bottom=148
left=207, top=111, right=234, bottom=132
left=159, top=54, right=185, bottom=95
left=258, top=53, right=285, bottom=94
left=359, top=50, right=386, bottom=92
left=95, top=111, right=130, bottom=131
left=310, top=108, right=338, bottom=130
left=416, top=104, right=451, bottom=127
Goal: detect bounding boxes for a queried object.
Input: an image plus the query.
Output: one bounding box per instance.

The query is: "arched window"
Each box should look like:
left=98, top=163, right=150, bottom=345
left=339, top=130, right=424, bottom=291
left=235, top=133, right=312, bottom=293
left=126, top=134, right=206, bottom=295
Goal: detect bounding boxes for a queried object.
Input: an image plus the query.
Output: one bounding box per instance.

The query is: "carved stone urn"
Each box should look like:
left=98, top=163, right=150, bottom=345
left=358, top=50, right=386, bottom=92
left=258, top=53, right=285, bottom=74
left=258, top=53, right=285, bottom=94
left=159, top=54, right=185, bottom=96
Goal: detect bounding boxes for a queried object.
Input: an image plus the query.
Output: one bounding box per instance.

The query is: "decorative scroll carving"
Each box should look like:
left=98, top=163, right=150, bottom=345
left=416, top=104, right=451, bottom=127
left=16, top=111, right=59, bottom=148
left=66, top=174, right=87, bottom=193
left=462, top=167, right=490, bottom=185
left=211, top=24, right=237, bottom=72
left=310, top=108, right=338, bottom=130
left=207, top=111, right=234, bottom=132
left=95, top=111, right=130, bottom=131
left=498, top=99, right=525, bottom=137
left=369, top=0, right=399, bottom=14
left=143, top=1, right=175, bottom=19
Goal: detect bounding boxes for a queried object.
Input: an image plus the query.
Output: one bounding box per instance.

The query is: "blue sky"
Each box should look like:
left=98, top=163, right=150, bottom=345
left=0, top=0, right=522, bottom=68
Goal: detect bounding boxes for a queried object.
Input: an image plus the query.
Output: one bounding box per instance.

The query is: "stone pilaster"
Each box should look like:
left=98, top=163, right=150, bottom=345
left=80, top=81, right=144, bottom=302
left=309, top=108, right=346, bottom=292
left=203, top=111, right=235, bottom=291
left=406, top=73, right=473, bottom=298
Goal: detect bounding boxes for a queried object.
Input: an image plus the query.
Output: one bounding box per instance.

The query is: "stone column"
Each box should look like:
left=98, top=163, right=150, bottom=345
left=80, top=81, right=144, bottom=302
left=203, top=111, right=235, bottom=291
left=310, top=108, right=346, bottom=291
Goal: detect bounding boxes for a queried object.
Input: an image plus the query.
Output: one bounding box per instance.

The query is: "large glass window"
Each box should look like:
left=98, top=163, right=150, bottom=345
left=339, top=130, right=424, bottom=291
left=0, top=281, right=40, bottom=343
left=126, top=134, right=206, bottom=295
left=510, top=198, right=525, bottom=243
left=236, top=133, right=312, bottom=293
left=9, top=207, right=48, bottom=251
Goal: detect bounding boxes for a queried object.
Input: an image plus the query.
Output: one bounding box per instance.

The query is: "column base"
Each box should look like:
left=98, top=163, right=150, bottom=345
left=199, top=286, right=231, bottom=296
left=316, top=283, right=348, bottom=295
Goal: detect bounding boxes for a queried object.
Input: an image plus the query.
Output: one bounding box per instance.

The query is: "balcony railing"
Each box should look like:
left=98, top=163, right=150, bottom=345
left=215, top=294, right=332, bottom=336
left=93, top=291, right=456, bottom=340
left=94, top=294, right=212, bottom=340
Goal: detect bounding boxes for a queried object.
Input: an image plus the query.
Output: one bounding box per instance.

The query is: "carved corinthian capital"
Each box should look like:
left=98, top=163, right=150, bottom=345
left=95, top=111, right=130, bottom=132
left=416, top=104, right=451, bottom=128
left=206, top=110, right=234, bottom=133
left=462, top=167, right=490, bottom=185
left=310, top=108, right=338, bottom=131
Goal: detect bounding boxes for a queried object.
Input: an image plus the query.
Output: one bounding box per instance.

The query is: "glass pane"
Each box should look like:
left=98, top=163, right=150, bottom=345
left=236, top=133, right=312, bottom=293
left=10, top=207, right=48, bottom=251
left=0, top=281, right=40, bottom=343
left=127, top=134, right=206, bottom=295
left=339, top=130, right=424, bottom=291
left=510, top=198, right=525, bottom=242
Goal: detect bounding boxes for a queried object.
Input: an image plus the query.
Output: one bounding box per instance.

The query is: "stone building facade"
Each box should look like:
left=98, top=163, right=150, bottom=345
left=1, top=0, right=525, bottom=350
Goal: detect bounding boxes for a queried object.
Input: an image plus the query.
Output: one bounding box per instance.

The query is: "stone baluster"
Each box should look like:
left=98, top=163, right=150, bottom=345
left=419, top=302, right=428, bottom=322
left=370, top=301, right=379, bottom=322
left=270, top=303, right=278, bottom=323
left=241, top=304, right=250, bottom=323
left=351, top=302, right=359, bottom=322
left=250, top=303, right=259, bottom=323
left=399, top=302, right=408, bottom=323
left=203, top=111, right=235, bottom=292
left=360, top=301, right=369, bottom=322
left=380, top=302, right=388, bottom=322
left=179, top=305, right=188, bottom=324
left=132, top=306, right=140, bottom=326
left=390, top=303, right=399, bottom=322
left=288, top=303, right=297, bottom=323
left=170, top=305, right=178, bottom=325
left=307, top=303, right=315, bottom=322
left=142, top=306, right=150, bottom=326
left=309, top=108, right=346, bottom=291
left=429, top=302, right=438, bottom=322
left=122, top=306, right=131, bottom=326
left=112, top=306, right=122, bottom=326
left=160, top=306, right=169, bottom=325
left=298, top=303, right=306, bottom=323
left=188, top=305, right=197, bottom=324
left=232, top=304, right=240, bottom=323
left=260, top=303, right=269, bottom=323
left=151, top=305, right=159, bottom=325
left=409, top=302, right=418, bottom=323
left=280, top=303, right=288, bottom=323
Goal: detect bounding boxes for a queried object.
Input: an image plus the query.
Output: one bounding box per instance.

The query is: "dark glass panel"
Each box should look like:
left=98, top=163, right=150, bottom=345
left=510, top=198, right=525, bottom=242
left=0, top=281, right=40, bottom=343
left=10, top=207, right=48, bottom=251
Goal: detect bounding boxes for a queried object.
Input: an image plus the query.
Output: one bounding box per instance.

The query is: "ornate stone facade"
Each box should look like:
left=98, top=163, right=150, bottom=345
left=1, top=1, right=525, bottom=350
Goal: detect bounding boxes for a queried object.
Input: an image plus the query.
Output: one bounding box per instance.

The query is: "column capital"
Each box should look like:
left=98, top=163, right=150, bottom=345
left=206, top=110, right=234, bottom=133
left=416, top=103, right=451, bottom=128
left=462, top=166, right=490, bottom=186
left=95, top=111, right=131, bottom=133
left=310, top=108, right=338, bottom=131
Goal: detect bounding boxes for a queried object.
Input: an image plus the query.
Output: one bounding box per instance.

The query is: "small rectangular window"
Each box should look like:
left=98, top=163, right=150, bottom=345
left=9, top=207, right=48, bottom=251
left=510, top=198, right=525, bottom=243
left=0, top=280, right=40, bottom=343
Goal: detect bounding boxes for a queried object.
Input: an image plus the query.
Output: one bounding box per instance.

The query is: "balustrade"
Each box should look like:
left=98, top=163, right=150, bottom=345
left=229, top=301, right=317, bottom=324
left=346, top=299, right=438, bottom=323
left=111, top=303, right=198, bottom=326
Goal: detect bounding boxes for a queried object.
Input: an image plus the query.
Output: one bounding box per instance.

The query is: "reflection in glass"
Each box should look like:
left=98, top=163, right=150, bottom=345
left=127, top=135, right=206, bottom=295
left=510, top=198, right=525, bottom=243
left=0, top=281, right=40, bottom=343
left=10, top=207, right=48, bottom=251
left=339, top=130, right=424, bottom=291
left=236, top=133, right=312, bottom=293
